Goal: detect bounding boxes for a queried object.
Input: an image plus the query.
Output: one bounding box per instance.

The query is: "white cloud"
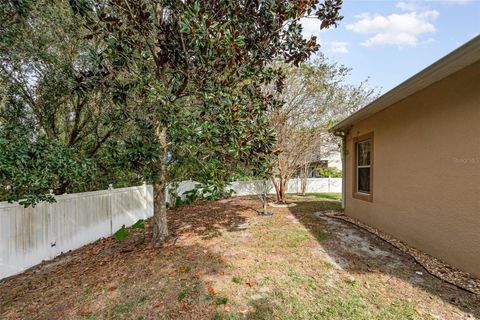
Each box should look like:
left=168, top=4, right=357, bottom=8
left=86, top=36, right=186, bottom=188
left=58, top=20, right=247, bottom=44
left=329, top=41, right=349, bottom=54
left=346, top=9, right=439, bottom=48
left=396, top=1, right=422, bottom=11
left=300, top=17, right=324, bottom=40
left=435, top=0, right=472, bottom=4
left=398, top=0, right=472, bottom=10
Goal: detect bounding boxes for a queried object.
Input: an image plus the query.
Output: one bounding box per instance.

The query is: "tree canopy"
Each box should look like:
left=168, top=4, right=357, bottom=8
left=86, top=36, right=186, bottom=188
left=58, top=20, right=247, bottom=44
left=1, top=0, right=344, bottom=242
left=67, top=0, right=344, bottom=242
left=269, top=57, right=375, bottom=202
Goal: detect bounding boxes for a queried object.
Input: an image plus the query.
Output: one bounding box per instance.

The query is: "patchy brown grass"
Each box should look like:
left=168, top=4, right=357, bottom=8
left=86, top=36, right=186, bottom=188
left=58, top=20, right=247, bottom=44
left=1, top=196, right=479, bottom=320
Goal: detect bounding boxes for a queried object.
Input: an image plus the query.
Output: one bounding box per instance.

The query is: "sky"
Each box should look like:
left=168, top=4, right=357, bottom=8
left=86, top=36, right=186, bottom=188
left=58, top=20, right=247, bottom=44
left=301, top=0, right=480, bottom=93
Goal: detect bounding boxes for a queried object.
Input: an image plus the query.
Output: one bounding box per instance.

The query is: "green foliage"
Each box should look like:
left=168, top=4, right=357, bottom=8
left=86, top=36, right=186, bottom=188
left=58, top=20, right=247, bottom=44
left=0, top=0, right=148, bottom=204
left=0, top=124, right=94, bottom=207
left=114, top=225, right=129, bottom=240
left=113, top=219, right=144, bottom=240
left=0, top=0, right=345, bottom=228
left=231, top=276, right=243, bottom=284
left=67, top=0, right=344, bottom=187
left=170, top=182, right=236, bottom=208
left=111, top=296, right=148, bottom=314
left=177, top=287, right=189, bottom=301
left=316, top=167, right=342, bottom=178
left=214, top=295, right=229, bottom=305
left=184, top=188, right=200, bottom=204
left=132, top=219, right=145, bottom=229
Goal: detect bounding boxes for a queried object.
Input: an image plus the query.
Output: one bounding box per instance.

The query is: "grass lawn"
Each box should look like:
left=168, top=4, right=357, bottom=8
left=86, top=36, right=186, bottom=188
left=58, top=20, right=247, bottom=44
left=1, top=196, right=478, bottom=319
left=288, top=193, right=342, bottom=201
left=311, top=193, right=342, bottom=201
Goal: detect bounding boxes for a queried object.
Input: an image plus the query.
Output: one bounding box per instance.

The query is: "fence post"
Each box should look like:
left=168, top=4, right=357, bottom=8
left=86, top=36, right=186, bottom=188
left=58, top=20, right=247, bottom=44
left=48, top=189, right=55, bottom=254
left=328, top=176, right=331, bottom=193
left=143, top=181, right=148, bottom=210
left=108, top=184, right=113, bottom=235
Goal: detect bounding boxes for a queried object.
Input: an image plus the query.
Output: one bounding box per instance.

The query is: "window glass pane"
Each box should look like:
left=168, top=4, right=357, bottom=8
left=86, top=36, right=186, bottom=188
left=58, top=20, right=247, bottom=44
left=358, top=168, right=370, bottom=193
left=357, top=140, right=371, bottom=166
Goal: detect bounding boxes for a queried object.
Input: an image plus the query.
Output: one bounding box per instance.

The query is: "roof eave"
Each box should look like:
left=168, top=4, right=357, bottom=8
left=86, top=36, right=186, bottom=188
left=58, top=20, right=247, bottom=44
left=329, top=35, right=480, bottom=134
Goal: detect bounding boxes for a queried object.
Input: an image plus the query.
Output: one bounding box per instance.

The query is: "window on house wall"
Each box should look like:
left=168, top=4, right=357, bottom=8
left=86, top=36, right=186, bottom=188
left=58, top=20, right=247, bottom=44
left=353, top=133, right=373, bottom=201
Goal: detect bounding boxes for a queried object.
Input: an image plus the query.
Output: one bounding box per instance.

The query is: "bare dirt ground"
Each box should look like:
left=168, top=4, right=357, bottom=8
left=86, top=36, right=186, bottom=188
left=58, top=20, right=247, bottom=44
left=1, top=196, right=479, bottom=319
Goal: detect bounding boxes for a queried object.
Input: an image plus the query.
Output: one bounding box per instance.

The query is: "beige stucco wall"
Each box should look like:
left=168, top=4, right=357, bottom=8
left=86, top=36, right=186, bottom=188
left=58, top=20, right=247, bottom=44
left=344, top=60, right=480, bottom=277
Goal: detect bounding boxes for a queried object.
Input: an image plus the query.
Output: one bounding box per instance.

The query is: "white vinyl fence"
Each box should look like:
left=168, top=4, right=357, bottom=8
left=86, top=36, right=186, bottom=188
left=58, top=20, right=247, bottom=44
left=0, top=184, right=153, bottom=280
left=228, top=177, right=341, bottom=196
left=0, top=178, right=340, bottom=279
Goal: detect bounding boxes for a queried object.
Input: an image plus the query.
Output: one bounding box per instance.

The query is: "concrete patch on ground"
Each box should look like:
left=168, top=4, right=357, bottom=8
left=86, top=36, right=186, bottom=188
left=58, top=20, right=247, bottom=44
left=313, top=212, right=405, bottom=270
left=341, top=231, right=391, bottom=258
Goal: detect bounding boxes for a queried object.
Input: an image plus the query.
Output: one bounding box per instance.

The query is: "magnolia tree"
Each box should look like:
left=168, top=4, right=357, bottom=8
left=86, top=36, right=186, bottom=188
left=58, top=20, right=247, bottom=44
left=65, top=0, right=344, bottom=244
left=269, top=57, right=375, bottom=203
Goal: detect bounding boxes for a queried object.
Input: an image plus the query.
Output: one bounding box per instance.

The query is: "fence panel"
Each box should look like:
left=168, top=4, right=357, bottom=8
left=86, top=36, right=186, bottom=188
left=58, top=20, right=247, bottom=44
left=0, top=185, right=152, bottom=279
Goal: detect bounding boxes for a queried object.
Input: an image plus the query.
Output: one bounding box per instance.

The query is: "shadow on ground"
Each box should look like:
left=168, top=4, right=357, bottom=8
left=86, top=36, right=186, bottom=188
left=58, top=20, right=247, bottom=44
left=287, top=198, right=480, bottom=319
left=0, top=199, right=256, bottom=320
left=168, top=199, right=254, bottom=240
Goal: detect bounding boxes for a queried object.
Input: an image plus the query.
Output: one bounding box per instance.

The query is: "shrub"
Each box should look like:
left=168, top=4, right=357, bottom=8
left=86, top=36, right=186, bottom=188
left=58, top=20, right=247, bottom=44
left=316, top=167, right=342, bottom=178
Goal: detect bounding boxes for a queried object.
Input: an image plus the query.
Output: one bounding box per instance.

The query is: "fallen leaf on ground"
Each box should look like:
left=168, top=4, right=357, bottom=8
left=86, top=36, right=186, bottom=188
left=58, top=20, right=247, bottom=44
left=208, top=287, right=216, bottom=296
left=178, top=265, right=190, bottom=273
left=239, top=306, right=249, bottom=314
left=26, top=306, right=37, bottom=313
left=415, top=307, right=424, bottom=316
left=154, top=303, right=165, bottom=311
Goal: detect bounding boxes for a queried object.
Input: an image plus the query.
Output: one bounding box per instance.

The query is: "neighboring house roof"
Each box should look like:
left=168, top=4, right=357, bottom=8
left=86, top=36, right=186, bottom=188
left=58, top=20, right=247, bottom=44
left=330, top=35, right=480, bottom=133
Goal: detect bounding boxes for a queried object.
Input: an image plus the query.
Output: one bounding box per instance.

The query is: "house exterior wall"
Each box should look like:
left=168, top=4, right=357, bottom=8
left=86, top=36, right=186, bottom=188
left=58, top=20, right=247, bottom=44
left=344, top=60, right=480, bottom=277
left=324, top=152, right=342, bottom=171
left=321, top=140, right=342, bottom=171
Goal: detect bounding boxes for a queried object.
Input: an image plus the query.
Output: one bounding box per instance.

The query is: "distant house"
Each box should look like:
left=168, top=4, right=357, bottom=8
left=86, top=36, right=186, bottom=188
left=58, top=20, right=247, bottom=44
left=295, top=141, right=342, bottom=178
left=319, top=140, right=342, bottom=171
left=330, top=36, right=480, bottom=278
left=297, top=160, right=328, bottom=178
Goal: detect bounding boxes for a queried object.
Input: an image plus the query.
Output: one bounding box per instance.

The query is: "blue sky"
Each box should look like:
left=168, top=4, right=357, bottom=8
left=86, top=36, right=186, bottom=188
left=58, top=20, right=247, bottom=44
left=301, top=0, right=480, bottom=93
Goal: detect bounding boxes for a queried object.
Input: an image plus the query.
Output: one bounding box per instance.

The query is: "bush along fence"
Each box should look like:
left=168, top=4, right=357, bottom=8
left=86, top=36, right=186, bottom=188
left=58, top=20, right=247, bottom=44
left=0, top=178, right=341, bottom=279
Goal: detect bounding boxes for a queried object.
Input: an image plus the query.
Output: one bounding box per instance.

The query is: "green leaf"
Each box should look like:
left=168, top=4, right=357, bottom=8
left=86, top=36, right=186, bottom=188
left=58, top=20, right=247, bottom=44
left=132, top=219, right=145, bottom=229
left=114, top=225, right=129, bottom=240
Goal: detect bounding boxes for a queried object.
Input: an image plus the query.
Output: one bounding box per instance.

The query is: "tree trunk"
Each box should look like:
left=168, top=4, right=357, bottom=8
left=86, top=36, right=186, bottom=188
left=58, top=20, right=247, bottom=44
left=262, top=180, right=268, bottom=212
left=270, top=176, right=281, bottom=203
left=271, top=176, right=288, bottom=203
left=152, top=126, right=169, bottom=244
left=279, top=177, right=287, bottom=203
left=300, top=164, right=308, bottom=195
